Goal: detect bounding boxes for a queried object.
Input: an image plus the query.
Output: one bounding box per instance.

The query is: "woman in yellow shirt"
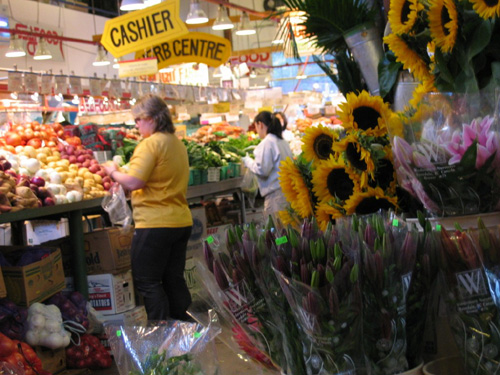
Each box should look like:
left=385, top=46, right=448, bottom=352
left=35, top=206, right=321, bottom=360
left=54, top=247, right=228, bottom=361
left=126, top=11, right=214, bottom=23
left=104, top=94, right=193, bottom=321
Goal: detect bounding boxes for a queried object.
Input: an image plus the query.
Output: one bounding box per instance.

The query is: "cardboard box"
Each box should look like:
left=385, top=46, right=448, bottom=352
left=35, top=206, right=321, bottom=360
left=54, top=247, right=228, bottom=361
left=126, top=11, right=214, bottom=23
left=82, top=228, right=133, bottom=275
left=186, top=206, right=207, bottom=256
left=44, top=227, right=133, bottom=277
left=66, top=270, right=135, bottom=315
left=23, top=219, right=69, bottom=245
left=1, top=247, right=66, bottom=307
left=0, top=267, right=6, bottom=298
left=0, top=224, right=12, bottom=246
left=35, top=346, right=66, bottom=374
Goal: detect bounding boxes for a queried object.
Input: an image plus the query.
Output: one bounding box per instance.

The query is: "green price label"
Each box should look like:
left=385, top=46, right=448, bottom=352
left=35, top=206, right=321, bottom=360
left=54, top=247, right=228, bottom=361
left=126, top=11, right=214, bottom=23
left=392, top=219, right=399, bottom=227
left=193, top=332, right=201, bottom=338
left=116, top=330, right=122, bottom=337
left=206, top=236, right=214, bottom=244
left=436, top=224, right=442, bottom=232
left=275, top=236, right=288, bottom=245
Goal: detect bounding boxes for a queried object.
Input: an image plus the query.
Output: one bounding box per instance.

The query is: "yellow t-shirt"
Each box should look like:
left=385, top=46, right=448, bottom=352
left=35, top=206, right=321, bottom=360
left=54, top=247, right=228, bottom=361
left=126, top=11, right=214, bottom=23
left=127, top=132, right=193, bottom=228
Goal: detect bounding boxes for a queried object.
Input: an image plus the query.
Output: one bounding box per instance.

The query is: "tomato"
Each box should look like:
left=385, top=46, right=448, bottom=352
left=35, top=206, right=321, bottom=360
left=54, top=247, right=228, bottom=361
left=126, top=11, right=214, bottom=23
left=18, top=342, right=39, bottom=367
left=66, top=137, right=81, bottom=147
left=39, top=130, right=48, bottom=140
left=24, top=129, right=34, bottom=139
left=0, top=333, right=16, bottom=358
left=57, top=129, right=64, bottom=138
left=14, top=125, right=25, bottom=134
left=26, top=138, right=42, bottom=149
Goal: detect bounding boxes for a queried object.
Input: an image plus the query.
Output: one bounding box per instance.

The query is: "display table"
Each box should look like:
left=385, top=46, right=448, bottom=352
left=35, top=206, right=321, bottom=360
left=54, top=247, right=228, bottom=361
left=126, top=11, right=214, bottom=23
left=0, top=178, right=246, bottom=298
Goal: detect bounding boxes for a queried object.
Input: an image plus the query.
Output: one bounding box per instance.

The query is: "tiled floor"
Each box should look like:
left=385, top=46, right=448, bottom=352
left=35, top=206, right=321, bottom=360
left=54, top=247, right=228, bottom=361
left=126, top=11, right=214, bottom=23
left=91, top=339, right=275, bottom=375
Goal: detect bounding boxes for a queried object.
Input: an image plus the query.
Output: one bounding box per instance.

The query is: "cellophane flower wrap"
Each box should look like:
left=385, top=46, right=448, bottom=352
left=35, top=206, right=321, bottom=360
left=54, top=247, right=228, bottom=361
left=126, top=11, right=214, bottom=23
left=199, top=221, right=296, bottom=373
left=349, top=211, right=417, bottom=375
left=390, top=90, right=500, bottom=217
left=438, top=219, right=500, bottom=374
left=104, top=316, right=220, bottom=375
left=272, top=217, right=366, bottom=375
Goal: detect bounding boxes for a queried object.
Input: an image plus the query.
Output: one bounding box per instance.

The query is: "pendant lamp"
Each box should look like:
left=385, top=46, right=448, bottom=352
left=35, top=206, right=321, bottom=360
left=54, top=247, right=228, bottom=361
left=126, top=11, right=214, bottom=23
left=5, top=34, right=26, bottom=58
left=235, top=12, right=256, bottom=36
left=33, top=38, right=52, bottom=60
left=186, top=0, right=208, bottom=24
left=120, top=0, right=146, bottom=11
left=212, top=5, right=234, bottom=30
left=93, top=46, right=110, bottom=66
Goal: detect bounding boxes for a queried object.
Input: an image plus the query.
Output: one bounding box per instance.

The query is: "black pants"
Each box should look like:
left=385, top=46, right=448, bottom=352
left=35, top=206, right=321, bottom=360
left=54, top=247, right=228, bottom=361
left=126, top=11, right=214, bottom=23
left=131, top=227, right=192, bottom=321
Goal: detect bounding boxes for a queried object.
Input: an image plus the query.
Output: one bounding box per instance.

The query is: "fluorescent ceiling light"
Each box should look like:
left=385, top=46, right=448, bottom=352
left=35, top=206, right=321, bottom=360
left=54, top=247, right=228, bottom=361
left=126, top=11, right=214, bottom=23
left=186, top=0, right=208, bottom=24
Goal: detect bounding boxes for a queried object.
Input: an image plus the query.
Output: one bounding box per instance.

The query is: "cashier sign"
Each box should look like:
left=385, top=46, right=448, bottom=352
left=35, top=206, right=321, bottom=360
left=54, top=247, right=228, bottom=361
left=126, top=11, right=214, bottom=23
left=101, top=0, right=231, bottom=69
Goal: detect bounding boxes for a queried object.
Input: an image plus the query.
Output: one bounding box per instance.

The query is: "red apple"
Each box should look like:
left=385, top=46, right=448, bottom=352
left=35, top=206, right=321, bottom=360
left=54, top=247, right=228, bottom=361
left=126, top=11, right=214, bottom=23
left=102, top=176, right=112, bottom=184
left=77, top=155, right=86, bottom=164
left=88, top=164, right=100, bottom=174
left=90, top=159, right=99, bottom=165
left=103, top=181, right=112, bottom=190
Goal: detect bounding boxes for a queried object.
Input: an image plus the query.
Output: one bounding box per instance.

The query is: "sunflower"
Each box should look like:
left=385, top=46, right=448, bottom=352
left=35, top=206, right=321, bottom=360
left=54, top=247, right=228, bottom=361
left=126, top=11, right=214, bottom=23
left=387, top=112, right=404, bottom=139
left=312, top=156, right=360, bottom=203
left=343, top=136, right=375, bottom=175
left=315, top=202, right=344, bottom=231
left=408, top=78, right=436, bottom=109
left=279, top=158, right=301, bottom=204
left=368, top=157, right=397, bottom=193
left=278, top=209, right=299, bottom=228
left=338, top=91, right=393, bottom=134
left=344, top=187, right=398, bottom=215
left=470, top=0, right=500, bottom=19
left=301, top=124, right=338, bottom=163
left=294, top=175, right=314, bottom=218
left=384, top=33, right=433, bottom=82
left=389, top=0, right=424, bottom=35
left=428, top=0, right=458, bottom=53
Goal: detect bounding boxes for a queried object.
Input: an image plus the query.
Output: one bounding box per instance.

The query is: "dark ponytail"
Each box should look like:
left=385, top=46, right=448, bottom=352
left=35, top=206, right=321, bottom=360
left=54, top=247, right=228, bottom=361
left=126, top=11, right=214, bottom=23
left=254, top=111, right=283, bottom=139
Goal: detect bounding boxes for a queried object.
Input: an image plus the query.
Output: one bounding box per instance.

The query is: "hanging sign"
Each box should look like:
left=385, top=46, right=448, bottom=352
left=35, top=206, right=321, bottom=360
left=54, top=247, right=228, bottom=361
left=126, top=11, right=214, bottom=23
left=229, top=46, right=272, bottom=66
left=13, top=21, right=65, bottom=61
left=118, top=57, right=158, bottom=78
left=135, top=32, right=231, bottom=69
left=101, top=0, right=188, bottom=58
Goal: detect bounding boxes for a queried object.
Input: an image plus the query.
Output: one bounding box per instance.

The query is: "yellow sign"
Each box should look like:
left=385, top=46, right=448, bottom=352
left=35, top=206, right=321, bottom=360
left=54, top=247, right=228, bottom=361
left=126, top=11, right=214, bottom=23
left=118, top=57, right=158, bottom=78
left=101, top=0, right=188, bottom=58
left=213, top=102, right=230, bottom=113
left=135, top=32, right=231, bottom=69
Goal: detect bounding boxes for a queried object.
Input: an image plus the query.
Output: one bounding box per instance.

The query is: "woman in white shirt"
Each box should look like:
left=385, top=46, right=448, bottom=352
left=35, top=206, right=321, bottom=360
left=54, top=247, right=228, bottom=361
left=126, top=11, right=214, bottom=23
left=243, top=111, right=294, bottom=218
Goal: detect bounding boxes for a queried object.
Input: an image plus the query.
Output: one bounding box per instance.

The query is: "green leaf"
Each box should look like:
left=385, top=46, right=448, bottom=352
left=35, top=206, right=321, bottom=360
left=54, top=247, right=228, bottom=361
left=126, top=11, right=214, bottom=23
left=467, top=19, right=493, bottom=62
left=458, top=140, right=478, bottom=171
left=378, top=51, right=403, bottom=98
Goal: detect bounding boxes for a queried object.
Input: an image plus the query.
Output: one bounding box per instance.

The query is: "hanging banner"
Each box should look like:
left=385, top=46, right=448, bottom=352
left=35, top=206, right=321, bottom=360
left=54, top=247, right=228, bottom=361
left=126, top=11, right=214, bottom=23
left=12, top=21, right=65, bottom=61
left=229, top=46, right=272, bottom=66
left=101, top=0, right=188, bottom=58
left=118, top=57, right=158, bottom=78
left=135, top=32, right=231, bottom=69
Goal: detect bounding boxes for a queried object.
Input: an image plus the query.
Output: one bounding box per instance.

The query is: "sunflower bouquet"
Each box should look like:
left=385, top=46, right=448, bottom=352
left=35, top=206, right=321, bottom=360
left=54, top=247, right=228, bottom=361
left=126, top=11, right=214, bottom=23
left=385, top=0, right=500, bottom=93
left=279, top=91, right=404, bottom=230
left=438, top=220, right=500, bottom=375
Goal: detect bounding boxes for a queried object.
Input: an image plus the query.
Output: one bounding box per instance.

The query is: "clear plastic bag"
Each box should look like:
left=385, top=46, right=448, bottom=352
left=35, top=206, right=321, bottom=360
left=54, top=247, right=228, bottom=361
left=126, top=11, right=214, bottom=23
left=241, top=168, right=259, bottom=208
left=105, top=314, right=221, bottom=375
left=101, top=183, right=132, bottom=229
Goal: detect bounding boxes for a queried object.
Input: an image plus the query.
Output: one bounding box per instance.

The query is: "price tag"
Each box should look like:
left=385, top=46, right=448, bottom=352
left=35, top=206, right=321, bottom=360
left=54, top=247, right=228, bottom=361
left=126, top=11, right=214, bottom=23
left=206, top=236, right=214, bottom=244
left=392, top=219, right=399, bottom=227
left=275, top=236, right=288, bottom=245
left=436, top=224, right=442, bottom=232
left=193, top=332, right=201, bottom=338
left=116, top=330, right=122, bottom=337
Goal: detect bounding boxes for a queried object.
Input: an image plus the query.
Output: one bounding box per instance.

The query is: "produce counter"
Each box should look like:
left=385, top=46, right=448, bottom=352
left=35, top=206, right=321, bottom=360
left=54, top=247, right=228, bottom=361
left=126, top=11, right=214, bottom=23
left=0, top=178, right=246, bottom=299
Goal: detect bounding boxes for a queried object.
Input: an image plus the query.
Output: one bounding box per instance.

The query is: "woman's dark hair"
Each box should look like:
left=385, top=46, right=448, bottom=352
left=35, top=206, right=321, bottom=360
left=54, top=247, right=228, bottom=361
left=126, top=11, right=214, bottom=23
left=254, top=111, right=283, bottom=139
left=275, top=111, right=288, bottom=131
left=131, top=94, right=175, bottom=134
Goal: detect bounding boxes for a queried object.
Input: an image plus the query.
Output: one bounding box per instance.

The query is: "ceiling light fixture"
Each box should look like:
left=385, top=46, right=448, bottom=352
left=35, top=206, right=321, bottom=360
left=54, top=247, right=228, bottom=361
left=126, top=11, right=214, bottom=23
left=93, top=45, right=110, bottom=66
left=186, top=0, right=208, bottom=25
left=144, top=0, right=161, bottom=6
left=33, top=37, right=52, bottom=60
left=5, top=34, right=26, bottom=58
left=120, top=0, right=146, bottom=11
left=212, top=5, right=234, bottom=30
left=235, top=12, right=256, bottom=36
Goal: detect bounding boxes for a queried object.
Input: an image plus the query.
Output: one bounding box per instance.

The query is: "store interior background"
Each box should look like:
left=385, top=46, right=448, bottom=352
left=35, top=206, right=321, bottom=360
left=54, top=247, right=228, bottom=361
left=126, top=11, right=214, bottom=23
left=0, top=0, right=341, bottom=100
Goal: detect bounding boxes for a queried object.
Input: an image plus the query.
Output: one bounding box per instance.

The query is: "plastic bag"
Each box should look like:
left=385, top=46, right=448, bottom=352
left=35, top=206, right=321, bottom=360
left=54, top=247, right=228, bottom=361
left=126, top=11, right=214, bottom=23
left=105, top=314, right=221, bottom=375
left=101, top=183, right=132, bottom=229
left=241, top=168, right=259, bottom=208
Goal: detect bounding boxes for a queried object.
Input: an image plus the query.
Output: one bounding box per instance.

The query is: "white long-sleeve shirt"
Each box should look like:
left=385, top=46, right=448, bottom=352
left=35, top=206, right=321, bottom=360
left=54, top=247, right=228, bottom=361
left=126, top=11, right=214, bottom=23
left=244, top=134, right=293, bottom=197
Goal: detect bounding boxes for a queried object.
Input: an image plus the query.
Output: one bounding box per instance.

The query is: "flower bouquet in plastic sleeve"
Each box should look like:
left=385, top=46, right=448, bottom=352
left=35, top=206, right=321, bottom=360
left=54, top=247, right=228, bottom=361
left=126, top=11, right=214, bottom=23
left=199, top=222, right=287, bottom=373
left=389, top=90, right=500, bottom=217
left=438, top=219, right=500, bottom=374
left=272, top=217, right=367, bottom=375
left=353, top=211, right=418, bottom=375
left=104, top=314, right=221, bottom=375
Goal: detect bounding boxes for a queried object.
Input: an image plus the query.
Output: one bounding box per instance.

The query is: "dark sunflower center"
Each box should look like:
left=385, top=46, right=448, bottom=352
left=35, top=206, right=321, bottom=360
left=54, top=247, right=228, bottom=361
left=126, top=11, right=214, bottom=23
left=355, top=197, right=395, bottom=215
left=441, top=6, right=451, bottom=35
left=346, top=143, right=367, bottom=171
left=314, top=134, right=333, bottom=160
left=352, top=106, right=381, bottom=131
left=368, top=159, right=395, bottom=189
left=484, top=0, right=498, bottom=7
left=327, top=168, right=354, bottom=200
left=401, top=0, right=412, bottom=24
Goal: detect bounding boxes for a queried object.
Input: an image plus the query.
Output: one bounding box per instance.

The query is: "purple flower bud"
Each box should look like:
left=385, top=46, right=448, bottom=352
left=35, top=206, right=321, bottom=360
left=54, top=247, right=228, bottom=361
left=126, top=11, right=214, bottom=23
left=203, top=241, right=214, bottom=273
left=213, top=259, right=229, bottom=290
left=329, top=286, right=339, bottom=316
left=301, top=261, right=311, bottom=285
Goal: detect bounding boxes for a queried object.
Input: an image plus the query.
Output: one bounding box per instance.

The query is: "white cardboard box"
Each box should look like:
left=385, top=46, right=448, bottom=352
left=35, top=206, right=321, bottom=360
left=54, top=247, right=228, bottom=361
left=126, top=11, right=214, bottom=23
left=97, top=305, right=147, bottom=326
left=65, top=270, right=135, bottom=315
left=23, top=219, right=69, bottom=245
left=0, top=224, right=12, bottom=246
